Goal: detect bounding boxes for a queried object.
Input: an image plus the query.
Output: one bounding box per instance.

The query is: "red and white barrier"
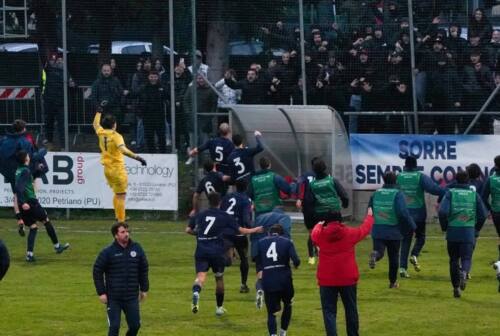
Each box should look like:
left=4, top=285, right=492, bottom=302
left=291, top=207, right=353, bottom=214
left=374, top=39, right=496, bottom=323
left=0, top=87, right=36, bottom=100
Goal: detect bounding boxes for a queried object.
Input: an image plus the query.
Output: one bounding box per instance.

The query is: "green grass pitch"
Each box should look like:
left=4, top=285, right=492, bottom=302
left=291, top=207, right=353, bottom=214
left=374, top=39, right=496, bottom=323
left=0, top=219, right=499, bottom=335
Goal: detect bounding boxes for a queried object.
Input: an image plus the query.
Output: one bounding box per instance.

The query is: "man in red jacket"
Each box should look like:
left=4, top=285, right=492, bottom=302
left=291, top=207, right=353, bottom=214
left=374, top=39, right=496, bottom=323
left=311, top=208, right=374, bottom=336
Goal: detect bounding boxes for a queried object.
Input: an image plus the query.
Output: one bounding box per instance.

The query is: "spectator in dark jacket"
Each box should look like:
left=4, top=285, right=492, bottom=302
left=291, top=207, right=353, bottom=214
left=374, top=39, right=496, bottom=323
left=447, top=24, right=469, bottom=69
left=439, top=171, right=487, bottom=298
left=0, top=240, right=9, bottom=281
left=261, top=20, right=292, bottom=52
left=138, top=71, right=169, bottom=153
left=368, top=172, right=416, bottom=288
left=43, top=54, right=75, bottom=149
left=462, top=60, right=494, bottom=111
left=172, top=63, right=193, bottom=151
left=184, top=74, right=218, bottom=143
left=225, top=68, right=267, bottom=104
left=93, top=222, right=149, bottom=336
left=487, top=30, right=500, bottom=69
left=91, top=63, right=129, bottom=118
left=311, top=209, right=374, bottom=336
left=468, top=8, right=493, bottom=45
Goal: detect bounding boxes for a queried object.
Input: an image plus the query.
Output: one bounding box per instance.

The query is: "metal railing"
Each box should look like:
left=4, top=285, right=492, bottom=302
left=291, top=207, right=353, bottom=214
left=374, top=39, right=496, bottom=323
left=0, top=85, right=43, bottom=141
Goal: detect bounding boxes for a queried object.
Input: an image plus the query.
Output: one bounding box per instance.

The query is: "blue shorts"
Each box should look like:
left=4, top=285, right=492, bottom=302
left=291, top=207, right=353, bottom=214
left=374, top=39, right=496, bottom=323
left=195, top=255, right=225, bottom=276
left=264, top=285, right=294, bottom=314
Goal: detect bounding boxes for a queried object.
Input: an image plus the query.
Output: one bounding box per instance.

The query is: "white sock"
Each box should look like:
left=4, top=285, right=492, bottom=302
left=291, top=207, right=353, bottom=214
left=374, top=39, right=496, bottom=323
left=54, top=243, right=60, bottom=248
left=27, top=251, right=33, bottom=256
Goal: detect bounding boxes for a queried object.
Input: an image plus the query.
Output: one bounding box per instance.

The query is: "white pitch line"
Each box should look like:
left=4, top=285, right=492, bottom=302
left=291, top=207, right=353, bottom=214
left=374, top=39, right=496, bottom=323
left=3, top=228, right=500, bottom=239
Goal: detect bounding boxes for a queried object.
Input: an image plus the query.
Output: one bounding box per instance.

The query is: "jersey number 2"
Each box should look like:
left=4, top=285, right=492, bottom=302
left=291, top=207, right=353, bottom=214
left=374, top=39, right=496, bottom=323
left=225, top=198, right=237, bottom=215
left=266, top=242, right=278, bottom=262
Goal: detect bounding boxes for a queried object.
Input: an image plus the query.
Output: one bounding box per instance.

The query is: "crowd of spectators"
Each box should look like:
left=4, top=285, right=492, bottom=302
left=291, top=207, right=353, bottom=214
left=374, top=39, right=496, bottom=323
left=79, top=4, right=500, bottom=154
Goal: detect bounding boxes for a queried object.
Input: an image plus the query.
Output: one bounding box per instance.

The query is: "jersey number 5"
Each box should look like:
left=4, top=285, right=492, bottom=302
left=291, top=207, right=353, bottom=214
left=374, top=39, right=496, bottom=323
left=215, top=146, right=224, bottom=162
left=266, top=242, right=278, bottom=262
left=203, top=216, right=216, bottom=235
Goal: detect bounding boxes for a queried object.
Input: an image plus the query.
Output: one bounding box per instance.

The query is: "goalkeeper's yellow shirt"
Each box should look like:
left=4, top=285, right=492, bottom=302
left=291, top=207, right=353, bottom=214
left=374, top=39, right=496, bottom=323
left=93, top=113, right=126, bottom=170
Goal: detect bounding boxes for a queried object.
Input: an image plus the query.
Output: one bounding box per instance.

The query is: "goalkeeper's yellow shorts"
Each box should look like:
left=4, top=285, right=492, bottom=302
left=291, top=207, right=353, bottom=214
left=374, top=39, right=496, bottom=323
left=104, top=168, right=128, bottom=194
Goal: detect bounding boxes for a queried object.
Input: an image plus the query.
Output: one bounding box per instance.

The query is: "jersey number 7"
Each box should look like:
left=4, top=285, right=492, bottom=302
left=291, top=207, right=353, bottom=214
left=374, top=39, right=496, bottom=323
left=203, top=216, right=216, bottom=235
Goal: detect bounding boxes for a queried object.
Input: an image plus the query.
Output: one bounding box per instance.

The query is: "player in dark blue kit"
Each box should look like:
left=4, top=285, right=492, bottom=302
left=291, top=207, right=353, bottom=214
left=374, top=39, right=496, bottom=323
left=227, top=130, right=264, bottom=182
left=220, top=179, right=253, bottom=293
left=185, top=192, right=262, bottom=316
left=296, top=157, right=319, bottom=265
left=190, top=159, right=229, bottom=218
left=187, top=123, right=234, bottom=174
left=255, top=224, right=300, bottom=336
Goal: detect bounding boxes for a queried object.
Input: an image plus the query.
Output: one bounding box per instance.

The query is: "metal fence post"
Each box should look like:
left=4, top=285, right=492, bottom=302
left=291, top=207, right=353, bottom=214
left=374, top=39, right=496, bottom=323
left=299, top=0, right=307, bottom=106
left=408, top=0, right=419, bottom=134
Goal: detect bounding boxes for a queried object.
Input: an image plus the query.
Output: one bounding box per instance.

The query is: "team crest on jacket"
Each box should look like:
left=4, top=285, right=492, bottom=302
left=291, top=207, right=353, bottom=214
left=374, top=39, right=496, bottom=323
left=130, top=251, right=137, bottom=258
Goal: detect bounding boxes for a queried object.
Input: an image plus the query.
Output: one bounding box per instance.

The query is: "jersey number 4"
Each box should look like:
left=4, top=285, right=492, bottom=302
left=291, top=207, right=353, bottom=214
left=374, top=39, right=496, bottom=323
left=266, top=242, right=278, bottom=262
left=203, top=216, right=216, bottom=235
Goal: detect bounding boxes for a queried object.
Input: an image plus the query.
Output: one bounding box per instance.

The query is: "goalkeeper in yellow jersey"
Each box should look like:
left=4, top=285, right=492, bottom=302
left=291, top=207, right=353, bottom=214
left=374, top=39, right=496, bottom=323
left=93, top=102, right=147, bottom=222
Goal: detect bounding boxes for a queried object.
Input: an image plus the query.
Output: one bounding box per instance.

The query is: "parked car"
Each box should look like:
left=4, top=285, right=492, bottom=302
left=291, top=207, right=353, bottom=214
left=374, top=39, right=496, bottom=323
left=0, top=42, right=63, bottom=53
left=87, top=41, right=176, bottom=55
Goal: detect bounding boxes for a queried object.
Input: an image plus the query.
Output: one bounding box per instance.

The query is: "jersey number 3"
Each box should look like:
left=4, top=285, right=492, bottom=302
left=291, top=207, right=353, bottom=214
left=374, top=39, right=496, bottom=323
left=233, top=157, right=245, bottom=174
left=266, top=242, right=278, bottom=262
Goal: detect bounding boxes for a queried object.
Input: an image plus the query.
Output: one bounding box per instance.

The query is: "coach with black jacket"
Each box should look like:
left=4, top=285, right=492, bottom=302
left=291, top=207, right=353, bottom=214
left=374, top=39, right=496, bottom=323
left=93, top=222, right=149, bottom=336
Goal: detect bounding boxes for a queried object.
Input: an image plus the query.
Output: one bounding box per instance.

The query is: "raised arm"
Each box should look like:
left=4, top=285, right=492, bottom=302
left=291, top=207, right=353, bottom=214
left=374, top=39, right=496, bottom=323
left=93, top=111, right=102, bottom=133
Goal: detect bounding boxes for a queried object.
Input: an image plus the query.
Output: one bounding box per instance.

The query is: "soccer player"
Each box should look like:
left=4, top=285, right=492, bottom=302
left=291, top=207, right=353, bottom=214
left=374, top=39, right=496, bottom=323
left=227, top=130, right=264, bottom=182
left=185, top=192, right=262, bottom=316
left=248, top=157, right=292, bottom=217
left=397, top=156, right=445, bottom=278
left=0, top=119, right=42, bottom=236
left=0, top=239, right=10, bottom=281
left=187, top=122, right=234, bottom=174
left=190, top=159, right=229, bottom=218
left=93, top=104, right=147, bottom=223
left=296, top=157, right=319, bottom=265
left=93, top=222, right=149, bottom=336
left=15, top=150, right=69, bottom=262
left=250, top=207, right=292, bottom=310
left=303, top=158, right=349, bottom=223
left=220, top=179, right=253, bottom=293
left=482, top=155, right=500, bottom=261
left=368, top=172, right=415, bottom=288
left=439, top=170, right=487, bottom=298
left=255, top=224, right=300, bottom=336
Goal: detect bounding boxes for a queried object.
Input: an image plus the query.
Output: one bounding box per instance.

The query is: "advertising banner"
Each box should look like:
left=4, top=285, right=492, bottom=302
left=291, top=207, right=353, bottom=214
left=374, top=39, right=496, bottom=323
left=0, top=153, right=178, bottom=210
left=350, top=134, right=499, bottom=190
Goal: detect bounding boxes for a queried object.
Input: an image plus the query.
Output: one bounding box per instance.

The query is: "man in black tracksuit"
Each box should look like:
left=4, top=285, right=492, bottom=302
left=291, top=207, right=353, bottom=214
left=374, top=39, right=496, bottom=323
left=0, top=240, right=9, bottom=281
left=368, top=172, right=416, bottom=288
left=93, top=222, right=149, bottom=336
left=439, top=171, right=487, bottom=298
left=138, top=71, right=169, bottom=153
